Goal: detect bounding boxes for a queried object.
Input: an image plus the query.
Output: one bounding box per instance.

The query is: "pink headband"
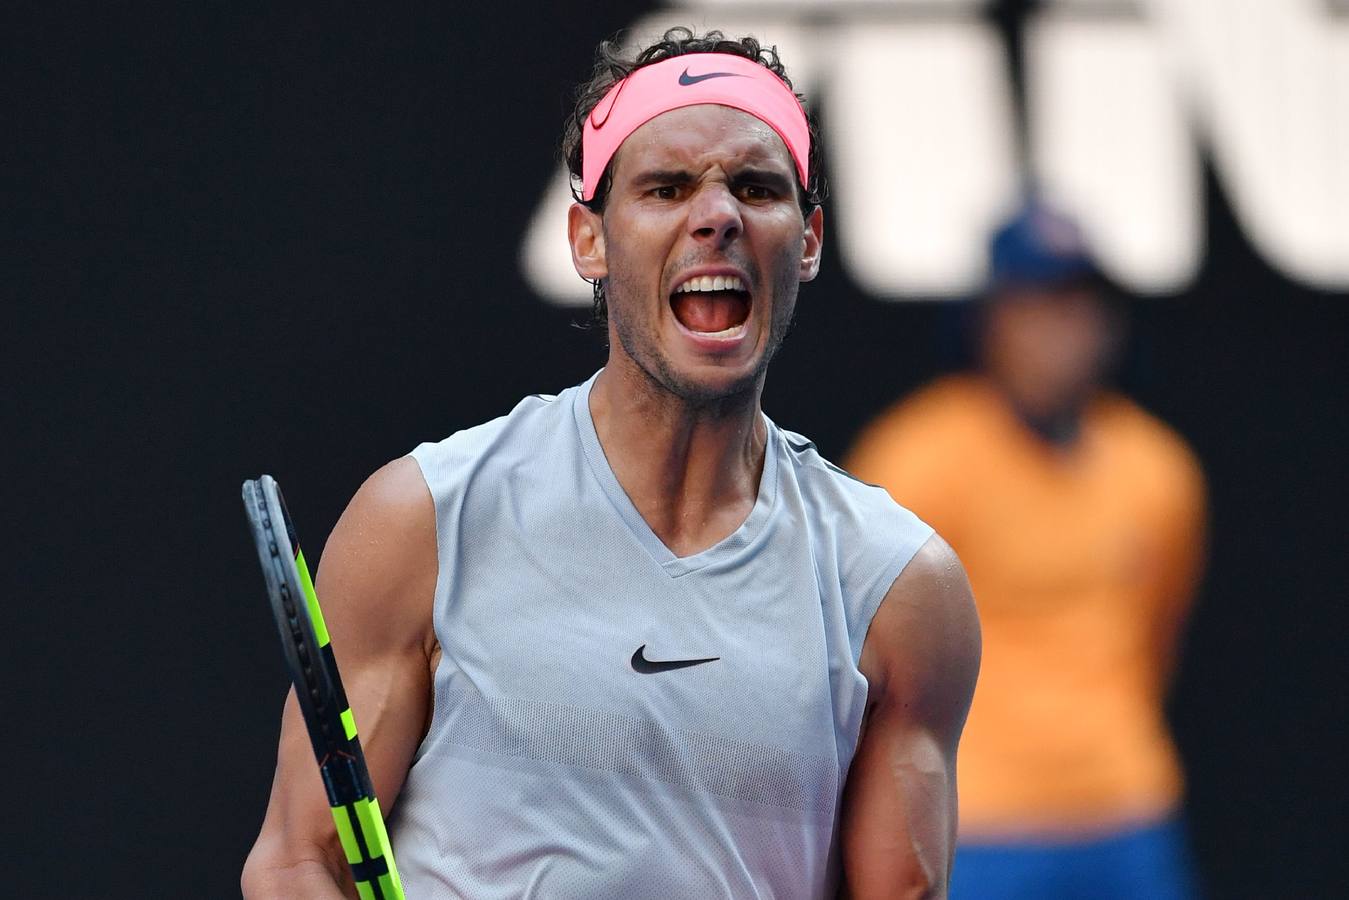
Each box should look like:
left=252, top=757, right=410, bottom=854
left=581, top=53, right=810, bottom=201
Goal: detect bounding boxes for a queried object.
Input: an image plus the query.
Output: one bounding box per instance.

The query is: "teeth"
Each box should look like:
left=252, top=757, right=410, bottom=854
left=675, top=275, right=746, bottom=293
left=691, top=322, right=746, bottom=338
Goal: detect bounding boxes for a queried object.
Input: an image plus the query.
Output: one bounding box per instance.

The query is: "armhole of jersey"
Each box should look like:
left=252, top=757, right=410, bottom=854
left=404, top=445, right=445, bottom=767
left=848, top=523, right=935, bottom=669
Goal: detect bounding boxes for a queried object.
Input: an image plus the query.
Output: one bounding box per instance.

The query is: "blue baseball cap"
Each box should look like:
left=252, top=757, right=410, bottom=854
left=987, top=199, right=1102, bottom=292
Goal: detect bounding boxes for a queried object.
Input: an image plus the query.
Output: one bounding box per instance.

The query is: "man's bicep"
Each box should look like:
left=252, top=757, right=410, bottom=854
left=312, top=457, right=440, bottom=791
left=318, top=457, right=440, bottom=663
left=841, top=535, right=981, bottom=899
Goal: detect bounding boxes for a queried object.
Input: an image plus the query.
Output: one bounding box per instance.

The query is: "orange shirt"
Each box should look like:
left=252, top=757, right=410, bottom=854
left=846, top=375, right=1206, bottom=837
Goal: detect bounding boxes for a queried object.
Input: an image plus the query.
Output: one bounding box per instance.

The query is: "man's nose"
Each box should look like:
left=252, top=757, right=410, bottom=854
left=687, top=183, right=742, bottom=248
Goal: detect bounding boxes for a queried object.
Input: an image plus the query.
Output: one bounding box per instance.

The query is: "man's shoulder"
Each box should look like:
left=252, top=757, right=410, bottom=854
left=775, top=422, right=934, bottom=556
left=861, top=531, right=980, bottom=726
left=320, top=456, right=438, bottom=623
left=409, top=386, right=578, bottom=479
left=777, top=420, right=890, bottom=493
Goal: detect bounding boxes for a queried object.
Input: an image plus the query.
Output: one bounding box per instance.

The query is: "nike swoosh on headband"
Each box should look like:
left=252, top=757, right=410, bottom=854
left=581, top=54, right=811, bottom=201
left=678, top=68, right=746, bottom=86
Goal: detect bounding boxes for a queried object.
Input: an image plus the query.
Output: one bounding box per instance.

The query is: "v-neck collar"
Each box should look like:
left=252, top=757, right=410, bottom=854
left=572, top=371, right=779, bottom=578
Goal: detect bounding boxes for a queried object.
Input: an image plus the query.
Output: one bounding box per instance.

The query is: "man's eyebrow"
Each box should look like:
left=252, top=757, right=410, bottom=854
left=730, top=168, right=796, bottom=192
left=629, top=169, right=696, bottom=187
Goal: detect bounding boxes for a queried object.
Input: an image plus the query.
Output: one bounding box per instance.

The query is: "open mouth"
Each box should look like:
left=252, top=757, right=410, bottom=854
left=669, top=274, right=751, bottom=338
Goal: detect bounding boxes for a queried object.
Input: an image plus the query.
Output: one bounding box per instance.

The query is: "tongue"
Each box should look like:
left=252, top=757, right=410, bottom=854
left=671, top=291, right=749, bottom=333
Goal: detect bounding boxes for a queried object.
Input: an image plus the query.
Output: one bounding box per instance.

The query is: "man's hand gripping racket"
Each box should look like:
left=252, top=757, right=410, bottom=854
left=242, top=475, right=406, bottom=900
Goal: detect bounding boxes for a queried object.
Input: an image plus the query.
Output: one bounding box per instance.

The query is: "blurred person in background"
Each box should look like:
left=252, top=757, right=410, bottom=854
left=846, top=199, right=1207, bottom=899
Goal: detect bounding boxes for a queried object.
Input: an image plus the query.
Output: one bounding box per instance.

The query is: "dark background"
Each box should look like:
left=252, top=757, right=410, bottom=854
left=12, top=2, right=1346, bottom=897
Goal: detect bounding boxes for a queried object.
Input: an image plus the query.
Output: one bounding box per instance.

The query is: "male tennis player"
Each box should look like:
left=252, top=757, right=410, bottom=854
left=242, top=28, right=980, bottom=899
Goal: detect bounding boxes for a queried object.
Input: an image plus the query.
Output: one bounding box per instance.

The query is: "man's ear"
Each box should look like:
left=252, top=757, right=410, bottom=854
left=568, top=202, right=607, bottom=281
left=799, top=205, right=824, bottom=282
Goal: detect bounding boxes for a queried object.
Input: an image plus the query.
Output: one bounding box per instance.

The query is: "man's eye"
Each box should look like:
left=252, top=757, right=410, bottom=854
left=740, top=184, right=773, bottom=201
left=652, top=185, right=679, bottom=200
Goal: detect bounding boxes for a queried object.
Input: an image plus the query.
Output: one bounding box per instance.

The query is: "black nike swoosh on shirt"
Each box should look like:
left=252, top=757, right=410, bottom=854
left=678, top=69, right=746, bottom=86
left=631, top=644, right=720, bottom=673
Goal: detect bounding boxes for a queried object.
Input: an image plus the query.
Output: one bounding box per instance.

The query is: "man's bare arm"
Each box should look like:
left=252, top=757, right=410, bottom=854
left=840, top=535, right=981, bottom=900
left=241, top=458, right=439, bottom=898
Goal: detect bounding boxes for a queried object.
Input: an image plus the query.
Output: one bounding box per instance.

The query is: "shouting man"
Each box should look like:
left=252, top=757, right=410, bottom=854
left=242, top=28, right=980, bottom=899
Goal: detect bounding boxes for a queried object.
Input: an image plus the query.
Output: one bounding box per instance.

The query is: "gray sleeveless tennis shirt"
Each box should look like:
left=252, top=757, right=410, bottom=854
left=387, top=372, right=933, bottom=899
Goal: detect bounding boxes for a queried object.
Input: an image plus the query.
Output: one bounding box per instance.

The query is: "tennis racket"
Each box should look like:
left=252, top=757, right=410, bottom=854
left=242, top=475, right=405, bottom=900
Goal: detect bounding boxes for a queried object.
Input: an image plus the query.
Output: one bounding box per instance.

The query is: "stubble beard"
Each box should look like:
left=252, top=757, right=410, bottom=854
left=606, top=256, right=799, bottom=412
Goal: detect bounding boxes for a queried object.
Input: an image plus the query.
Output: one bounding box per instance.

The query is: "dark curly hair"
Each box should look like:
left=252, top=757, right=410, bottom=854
left=561, top=26, right=826, bottom=328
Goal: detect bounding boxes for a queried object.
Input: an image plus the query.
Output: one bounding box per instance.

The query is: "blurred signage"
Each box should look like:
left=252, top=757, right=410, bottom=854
left=522, top=0, right=1349, bottom=301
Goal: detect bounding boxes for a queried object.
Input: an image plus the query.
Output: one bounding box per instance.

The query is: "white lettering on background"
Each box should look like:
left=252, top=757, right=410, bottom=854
left=521, top=0, right=1349, bottom=303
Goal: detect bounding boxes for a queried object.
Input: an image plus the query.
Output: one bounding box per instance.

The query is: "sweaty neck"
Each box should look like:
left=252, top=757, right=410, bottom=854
left=588, top=361, right=767, bottom=559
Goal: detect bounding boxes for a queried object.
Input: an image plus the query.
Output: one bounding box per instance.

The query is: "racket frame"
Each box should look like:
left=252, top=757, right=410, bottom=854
left=242, top=475, right=405, bottom=900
